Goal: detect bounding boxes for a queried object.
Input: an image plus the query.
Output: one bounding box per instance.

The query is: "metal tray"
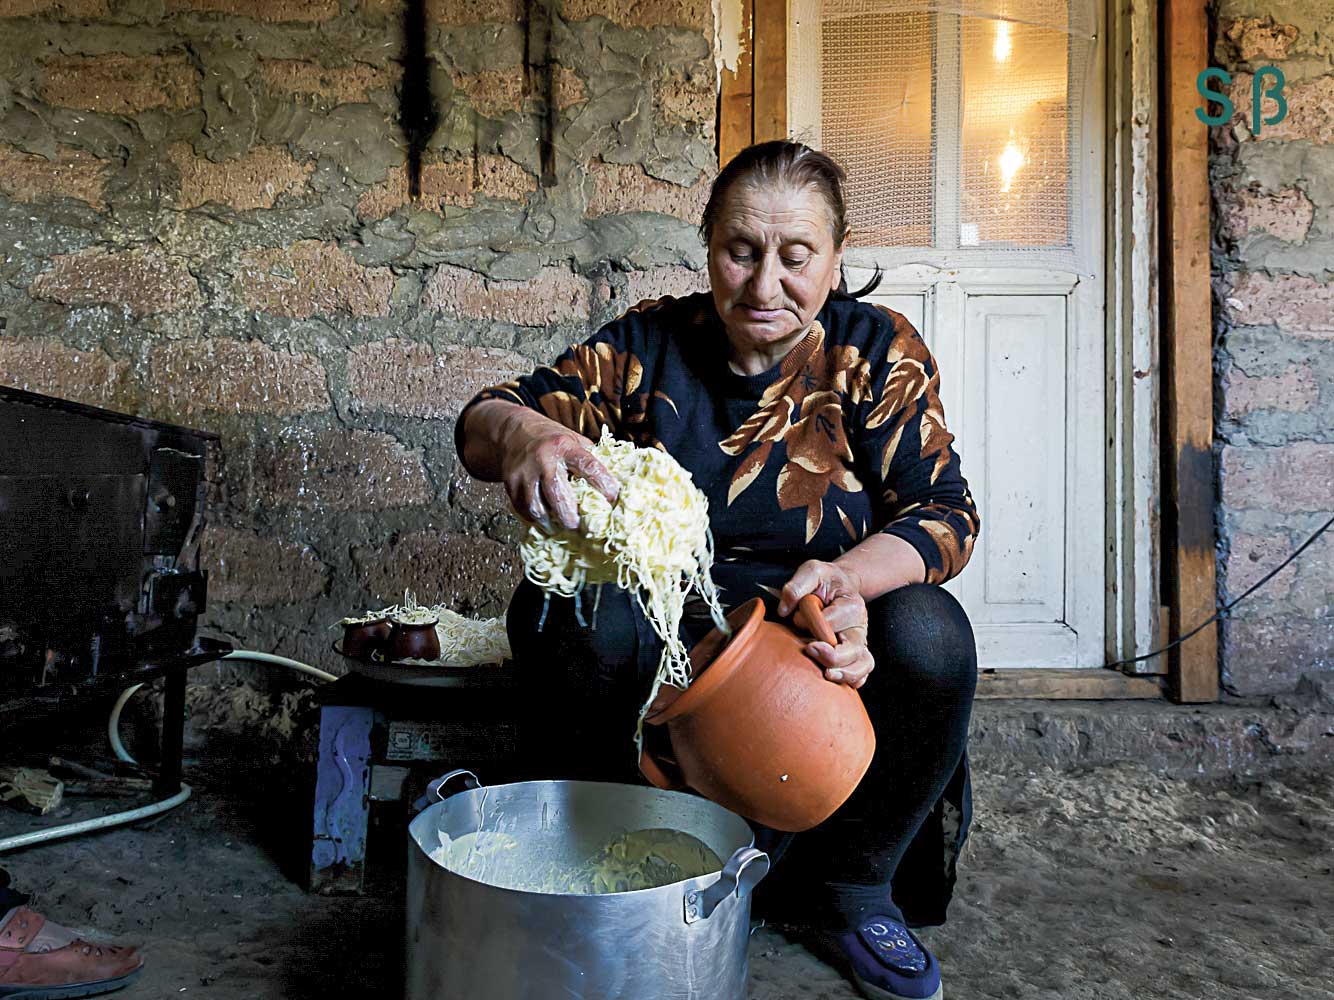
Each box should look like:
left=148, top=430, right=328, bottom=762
left=332, top=640, right=510, bottom=689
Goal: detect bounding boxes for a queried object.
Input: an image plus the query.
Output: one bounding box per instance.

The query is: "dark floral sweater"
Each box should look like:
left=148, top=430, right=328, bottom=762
left=460, top=290, right=980, bottom=607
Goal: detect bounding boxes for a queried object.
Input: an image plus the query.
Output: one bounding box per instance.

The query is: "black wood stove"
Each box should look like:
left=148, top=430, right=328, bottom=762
left=0, top=386, right=229, bottom=795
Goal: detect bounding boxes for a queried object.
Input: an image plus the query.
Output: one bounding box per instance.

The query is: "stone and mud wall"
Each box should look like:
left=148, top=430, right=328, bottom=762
left=1, top=0, right=1328, bottom=694
left=0, top=0, right=716, bottom=673
left=1210, top=1, right=1334, bottom=695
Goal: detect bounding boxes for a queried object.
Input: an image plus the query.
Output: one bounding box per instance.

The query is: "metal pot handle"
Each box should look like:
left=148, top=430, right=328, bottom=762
left=684, top=846, right=770, bottom=924
left=410, top=769, right=481, bottom=814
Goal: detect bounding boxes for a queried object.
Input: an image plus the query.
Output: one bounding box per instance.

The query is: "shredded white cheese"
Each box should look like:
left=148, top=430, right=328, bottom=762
left=431, top=608, right=511, bottom=667
left=518, top=428, right=728, bottom=749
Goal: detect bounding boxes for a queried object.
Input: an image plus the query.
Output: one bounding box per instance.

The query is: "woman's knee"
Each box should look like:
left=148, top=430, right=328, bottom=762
left=864, top=584, right=977, bottom=696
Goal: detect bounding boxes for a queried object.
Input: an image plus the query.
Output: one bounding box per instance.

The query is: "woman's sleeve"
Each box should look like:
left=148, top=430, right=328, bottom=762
left=454, top=317, right=645, bottom=449
left=857, top=310, right=980, bottom=585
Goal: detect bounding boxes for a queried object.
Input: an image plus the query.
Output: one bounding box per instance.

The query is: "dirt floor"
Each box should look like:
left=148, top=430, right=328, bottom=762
left=2, top=714, right=1332, bottom=1000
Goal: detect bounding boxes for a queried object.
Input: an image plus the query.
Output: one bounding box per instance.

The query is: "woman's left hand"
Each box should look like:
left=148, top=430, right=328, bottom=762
left=778, top=560, right=874, bottom=689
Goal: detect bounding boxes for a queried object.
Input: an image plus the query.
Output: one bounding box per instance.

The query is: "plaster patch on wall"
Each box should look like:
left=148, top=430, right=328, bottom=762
left=717, top=0, right=744, bottom=76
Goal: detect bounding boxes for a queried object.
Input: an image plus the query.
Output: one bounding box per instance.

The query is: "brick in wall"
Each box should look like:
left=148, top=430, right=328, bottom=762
left=205, top=526, right=329, bottom=605
left=236, top=241, right=395, bottom=318
left=164, top=0, right=337, bottom=22
left=0, top=145, right=107, bottom=209
left=355, top=155, right=535, bottom=219
left=146, top=339, right=328, bottom=419
left=41, top=54, right=201, bottom=115
left=563, top=0, right=711, bottom=32
left=347, top=341, right=530, bottom=419
left=451, top=66, right=586, bottom=119
left=448, top=469, right=517, bottom=525
left=171, top=144, right=314, bottom=211
left=248, top=428, right=433, bottom=510
left=586, top=161, right=712, bottom=221
left=1218, top=17, right=1298, bottom=62
left=1220, top=443, right=1334, bottom=514
left=355, top=531, right=519, bottom=617
left=1222, top=364, right=1319, bottom=418
left=30, top=247, right=204, bottom=317
left=1223, top=617, right=1334, bottom=695
left=1221, top=272, right=1334, bottom=334
left=617, top=266, right=708, bottom=306
left=1229, top=72, right=1334, bottom=144
left=658, top=70, right=715, bottom=129
left=1223, top=530, right=1298, bottom=601
left=361, top=0, right=523, bottom=23
left=257, top=59, right=400, bottom=105
left=0, top=338, right=136, bottom=409
left=422, top=265, right=590, bottom=326
left=1217, top=186, right=1313, bottom=244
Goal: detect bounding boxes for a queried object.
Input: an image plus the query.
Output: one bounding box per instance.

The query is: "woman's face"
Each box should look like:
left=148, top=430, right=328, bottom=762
left=707, top=181, right=845, bottom=360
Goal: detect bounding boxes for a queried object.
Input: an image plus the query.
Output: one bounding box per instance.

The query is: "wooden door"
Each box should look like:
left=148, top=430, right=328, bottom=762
left=789, top=0, right=1107, bottom=668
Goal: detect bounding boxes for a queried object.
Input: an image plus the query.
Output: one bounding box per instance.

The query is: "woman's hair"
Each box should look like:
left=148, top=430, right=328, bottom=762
left=699, top=140, right=882, bottom=297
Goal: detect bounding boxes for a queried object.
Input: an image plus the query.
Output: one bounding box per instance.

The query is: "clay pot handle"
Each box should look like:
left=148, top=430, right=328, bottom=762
left=794, top=594, right=839, bottom=646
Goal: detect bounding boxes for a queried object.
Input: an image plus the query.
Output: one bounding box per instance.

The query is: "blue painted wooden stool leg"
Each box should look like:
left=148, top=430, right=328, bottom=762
left=309, top=704, right=374, bottom=894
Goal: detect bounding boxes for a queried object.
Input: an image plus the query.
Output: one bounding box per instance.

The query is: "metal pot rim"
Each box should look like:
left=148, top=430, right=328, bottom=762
left=408, top=777, right=761, bottom=900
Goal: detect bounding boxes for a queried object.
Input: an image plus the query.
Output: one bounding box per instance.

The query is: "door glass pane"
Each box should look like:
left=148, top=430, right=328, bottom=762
left=960, top=17, right=1071, bottom=248
left=818, top=10, right=934, bottom=247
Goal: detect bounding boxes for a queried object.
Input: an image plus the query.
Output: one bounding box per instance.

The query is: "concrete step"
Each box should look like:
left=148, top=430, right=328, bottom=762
left=970, top=676, right=1334, bottom=778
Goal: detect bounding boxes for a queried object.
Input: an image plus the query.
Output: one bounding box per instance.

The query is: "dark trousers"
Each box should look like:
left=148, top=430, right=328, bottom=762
left=506, top=581, right=977, bottom=931
left=0, top=868, right=26, bottom=912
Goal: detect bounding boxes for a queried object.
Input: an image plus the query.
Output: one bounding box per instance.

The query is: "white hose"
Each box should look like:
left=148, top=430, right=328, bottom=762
left=219, top=650, right=338, bottom=684
left=0, top=785, right=191, bottom=854
left=108, top=682, right=146, bottom=764
left=0, top=649, right=335, bottom=854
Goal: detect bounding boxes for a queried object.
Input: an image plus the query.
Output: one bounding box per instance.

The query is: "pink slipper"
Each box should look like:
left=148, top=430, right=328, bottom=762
left=0, top=906, right=143, bottom=999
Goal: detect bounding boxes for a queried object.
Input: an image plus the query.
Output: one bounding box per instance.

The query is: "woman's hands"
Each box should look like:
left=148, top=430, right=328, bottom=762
left=465, top=400, right=618, bottom=532
left=777, top=559, right=874, bottom=689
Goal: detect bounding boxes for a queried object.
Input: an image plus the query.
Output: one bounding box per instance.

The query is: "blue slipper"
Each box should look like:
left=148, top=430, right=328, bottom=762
left=835, top=915, right=943, bottom=1000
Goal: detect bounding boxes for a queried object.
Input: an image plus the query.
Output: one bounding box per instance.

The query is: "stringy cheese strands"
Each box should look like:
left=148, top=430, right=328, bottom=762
left=519, top=428, right=728, bottom=746
left=432, top=608, right=511, bottom=667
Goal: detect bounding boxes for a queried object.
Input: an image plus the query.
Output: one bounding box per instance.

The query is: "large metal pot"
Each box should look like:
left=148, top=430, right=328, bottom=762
left=406, top=771, right=770, bottom=1000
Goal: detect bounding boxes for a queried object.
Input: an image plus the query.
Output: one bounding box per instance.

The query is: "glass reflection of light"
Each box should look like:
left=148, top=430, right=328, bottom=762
left=999, top=140, right=1024, bottom=192
left=993, top=20, right=1012, bottom=62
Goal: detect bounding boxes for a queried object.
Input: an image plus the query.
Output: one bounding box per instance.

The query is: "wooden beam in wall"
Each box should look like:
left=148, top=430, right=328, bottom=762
left=718, top=0, right=787, bottom=164
left=976, top=669, right=1164, bottom=701
left=752, top=0, right=787, bottom=143
left=718, top=0, right=754, bottom=165
left=1160, top=0, right=1218, bottom=703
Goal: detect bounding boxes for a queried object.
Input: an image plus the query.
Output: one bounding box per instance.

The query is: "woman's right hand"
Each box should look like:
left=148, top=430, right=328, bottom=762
left=493, top=405, right=619, bottom=532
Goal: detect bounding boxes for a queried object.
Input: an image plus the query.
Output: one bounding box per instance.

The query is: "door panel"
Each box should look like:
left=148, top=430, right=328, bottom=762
left=967, top=295, right=1067, bottom=624
left=858, top=272, right=1095, bottom=670
left=797, top=0, right=1107, bottom=670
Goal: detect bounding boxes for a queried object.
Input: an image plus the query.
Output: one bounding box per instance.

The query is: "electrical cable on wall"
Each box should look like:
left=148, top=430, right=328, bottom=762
left=1104, top=513, right=1334, bottom=671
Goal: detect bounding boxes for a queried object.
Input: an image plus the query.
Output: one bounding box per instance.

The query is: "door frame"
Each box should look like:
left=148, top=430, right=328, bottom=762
left=717, top=0, right=1215, bottom=701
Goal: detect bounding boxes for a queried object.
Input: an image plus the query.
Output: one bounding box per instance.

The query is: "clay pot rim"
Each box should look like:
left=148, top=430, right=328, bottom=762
left=390, top=615, right=439, bottom=628
left=342, top=615, right=391, bottom=629
left=646, top=597, right=765, bottom=725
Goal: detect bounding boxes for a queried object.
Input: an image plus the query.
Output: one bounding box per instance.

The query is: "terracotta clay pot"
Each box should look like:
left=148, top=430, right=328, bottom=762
left=389, top=618, right=441, bottom=662
left=341, top=618, right=391, bottom=660
left=638, top=594, right=875, bottom=833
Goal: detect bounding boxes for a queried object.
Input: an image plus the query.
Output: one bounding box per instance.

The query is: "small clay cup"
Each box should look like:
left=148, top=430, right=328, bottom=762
left=639, top=594, right=875, bottom=832
left=389, top=617, right=441, bottom=661
left=341, top=618, right=391, bottom=660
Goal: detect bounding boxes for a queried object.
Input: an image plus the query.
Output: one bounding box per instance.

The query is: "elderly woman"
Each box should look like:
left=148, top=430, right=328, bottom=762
left=456, top=140, right=978, bottom=1000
